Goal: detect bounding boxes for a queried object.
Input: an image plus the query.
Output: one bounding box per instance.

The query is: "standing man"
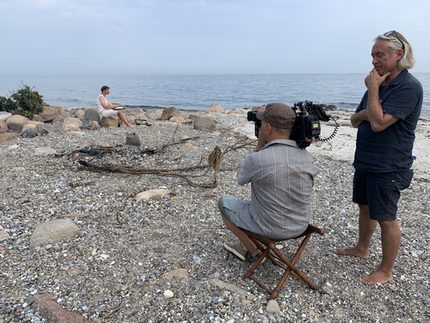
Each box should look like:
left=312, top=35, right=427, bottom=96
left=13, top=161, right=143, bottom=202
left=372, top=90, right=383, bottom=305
left=218, top=103, right=319, bottom=261
left=336, top=31, right=423, bottom=284
left=97, top=85, right=134, bottom=128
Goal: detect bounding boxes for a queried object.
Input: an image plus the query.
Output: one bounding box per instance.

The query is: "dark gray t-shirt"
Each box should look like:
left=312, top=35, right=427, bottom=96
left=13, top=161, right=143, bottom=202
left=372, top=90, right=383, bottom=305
left=236, top=139, right=320, bottom=239
left=354, top=70, right=423, bottom=172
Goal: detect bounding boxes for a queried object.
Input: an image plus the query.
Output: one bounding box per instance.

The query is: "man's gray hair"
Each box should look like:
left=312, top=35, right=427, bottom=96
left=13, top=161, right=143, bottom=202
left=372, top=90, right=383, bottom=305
left=376, top=30, right=415, bottom=71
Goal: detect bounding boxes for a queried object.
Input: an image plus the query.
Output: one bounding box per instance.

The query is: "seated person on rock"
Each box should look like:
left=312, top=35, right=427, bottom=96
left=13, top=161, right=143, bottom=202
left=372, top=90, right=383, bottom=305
left=97, top=85, right=134, bottom=128
left=218, top=103, right=320, bottom=261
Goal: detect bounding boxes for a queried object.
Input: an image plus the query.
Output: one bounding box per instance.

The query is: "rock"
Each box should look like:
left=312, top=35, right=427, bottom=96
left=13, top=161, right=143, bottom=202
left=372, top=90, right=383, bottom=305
left=126, top=115, right=137, bottom=126
left=101, top=117, right=118, bottom=128
left=205, top=103, right=225, bottom=113
left=170, top=115, right=187, bottom=124
left=33, top=294, right=90, bottom=323
left=126, top=133, right=141, bottom=146
left=193, top=116, right=216, bottom=132
left=30, top=219, right=80, bottom=248
left=63, top=117, right=82, bottom=132
left=209, top=279, right=255, bottom=300
left=33, top=106, right=67, bottom=123
left=163, top=268, right=189, bottom=281
left=22, top=121, right=42, bottom=132
left=0, top=133, right=17, bottom=144
left=0, top=120, right=8, bottom=133
left=129, top=108, right=148, bottom=121
left=64, top=125, right=81, bottom=132
left=183, top=141, right=198, bottom=149
left=145, top=108, right=163, bottom=120
left=83, top=109, right=101, bottom=127
left=0, top=230, right=9, bottom=241
left=135, top=189, right=171, bottom=201
left=0, top=111, right=12, bottom=122
left=73, top=109, right=85, bottom=121
left=34, top=147, right=57, bottom=156
left=6, top=115, right=29, bottom=133
left=21, top=128, right=36, bottom=138
left=87, top=121, right=100, bottom=130
left=161, top=107, right=181, bottom=121
left=163, top=290, right=174, bottom=298
left=35, top=123, right=63, bottom=136
left=265, top=300, right=280, bottom=314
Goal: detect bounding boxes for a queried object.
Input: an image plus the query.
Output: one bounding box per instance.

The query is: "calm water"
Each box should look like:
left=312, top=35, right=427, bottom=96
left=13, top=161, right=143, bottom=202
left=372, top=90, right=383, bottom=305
left=1, top=73, right=429, bottom=116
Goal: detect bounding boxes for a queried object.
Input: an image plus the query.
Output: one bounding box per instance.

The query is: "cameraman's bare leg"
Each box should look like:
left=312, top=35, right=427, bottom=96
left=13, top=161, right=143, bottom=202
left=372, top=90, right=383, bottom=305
left=117, top=111, right=134, bottom=128
left=361, top=219, right=399, bottom=284
left=221, top=215, right=257, bottom=253
left=335, top=204, right=376, bottom=258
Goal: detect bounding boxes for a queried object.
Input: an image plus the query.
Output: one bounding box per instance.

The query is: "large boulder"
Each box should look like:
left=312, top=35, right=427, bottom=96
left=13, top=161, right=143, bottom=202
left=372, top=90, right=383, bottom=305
left=73, top=109, right=85, bottom=121
left=33, top=106, right=67, bottom=123
left=21, top=128, right=37, bottom=138
left=101, top=117, right=118, bottom=128
left=0, top=111, right=12, bottom=122
left=63, top=117, right=82, bottom=132
left=22, top=121, right=42, bottom=138
left=161, top=107, right=181, bottom=121
left=83, top=108, right=101, bottom=127
left=35, top=123, right=63, bottom=136
left=145, top=108, right=163, bottom=121
left=205, top=103, right=225, bottom=113
left=193, top=116, right=216, bottom=132
left=22, top=120, right=42, bottom=132
left=6, top=115, right=29, bottom=133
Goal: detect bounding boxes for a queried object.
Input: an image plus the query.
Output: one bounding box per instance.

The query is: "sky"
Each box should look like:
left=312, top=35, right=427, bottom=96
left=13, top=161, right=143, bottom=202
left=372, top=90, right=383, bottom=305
left=1, top=0, right=430, bottom=75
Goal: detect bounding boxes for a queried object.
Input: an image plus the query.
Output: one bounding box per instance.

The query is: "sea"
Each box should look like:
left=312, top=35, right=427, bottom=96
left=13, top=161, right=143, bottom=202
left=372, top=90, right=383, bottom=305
left=1, top=73, right=429, bottom=116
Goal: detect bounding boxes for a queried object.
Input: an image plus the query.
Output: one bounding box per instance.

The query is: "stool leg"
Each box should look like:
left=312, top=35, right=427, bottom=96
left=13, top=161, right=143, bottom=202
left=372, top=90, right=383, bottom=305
left=244, top=239, right=269, bottom=278
left=272, top=236, right=318, bottom=291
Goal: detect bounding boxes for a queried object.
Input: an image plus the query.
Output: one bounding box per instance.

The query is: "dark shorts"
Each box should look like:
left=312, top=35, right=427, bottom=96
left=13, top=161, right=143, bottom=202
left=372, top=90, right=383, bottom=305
left=352, top=169, right=413, bottom=221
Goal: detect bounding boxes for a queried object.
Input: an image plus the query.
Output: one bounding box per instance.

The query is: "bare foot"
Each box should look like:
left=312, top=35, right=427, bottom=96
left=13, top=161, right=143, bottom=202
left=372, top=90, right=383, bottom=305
left=360, top=270, right=392, bottom=285
left=335, top=246, right=369, bottom=259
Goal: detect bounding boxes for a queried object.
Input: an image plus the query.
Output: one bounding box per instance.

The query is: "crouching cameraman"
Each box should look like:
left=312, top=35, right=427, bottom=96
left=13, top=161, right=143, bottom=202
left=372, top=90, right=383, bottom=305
left=218, top=103, right=320, bottom=261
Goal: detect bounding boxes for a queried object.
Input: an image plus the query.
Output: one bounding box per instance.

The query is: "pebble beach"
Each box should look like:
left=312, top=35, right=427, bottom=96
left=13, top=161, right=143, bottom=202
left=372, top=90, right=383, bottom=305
left=0, top=106, right=429, bottom=322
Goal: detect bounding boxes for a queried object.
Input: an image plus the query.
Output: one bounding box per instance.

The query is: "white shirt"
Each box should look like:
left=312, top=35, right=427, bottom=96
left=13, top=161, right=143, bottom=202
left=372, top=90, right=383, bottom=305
left=97, top=94, right=108, bottom=113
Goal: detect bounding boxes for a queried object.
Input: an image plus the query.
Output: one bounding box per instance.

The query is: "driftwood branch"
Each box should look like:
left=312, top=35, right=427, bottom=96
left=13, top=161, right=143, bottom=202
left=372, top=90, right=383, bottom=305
left=157, top=136, right=200, bottom=152
left=68, top=135, right=255, bottom=188
left=77, top=160, right=217, bottom=188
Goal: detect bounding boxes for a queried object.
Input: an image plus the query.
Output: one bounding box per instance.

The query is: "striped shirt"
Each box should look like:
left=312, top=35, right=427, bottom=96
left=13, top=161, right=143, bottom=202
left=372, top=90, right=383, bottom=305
left=237, top=139, right=320, bottom=239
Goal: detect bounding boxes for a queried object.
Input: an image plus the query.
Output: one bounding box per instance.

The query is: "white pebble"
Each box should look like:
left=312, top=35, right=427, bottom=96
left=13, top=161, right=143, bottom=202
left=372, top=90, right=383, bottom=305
left=164, top=290, right=174, bottom=298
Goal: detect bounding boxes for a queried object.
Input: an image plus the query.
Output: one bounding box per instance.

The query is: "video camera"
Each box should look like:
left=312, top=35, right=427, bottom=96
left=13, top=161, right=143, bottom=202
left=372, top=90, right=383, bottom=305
left=247, top=101, right=337, bottom=149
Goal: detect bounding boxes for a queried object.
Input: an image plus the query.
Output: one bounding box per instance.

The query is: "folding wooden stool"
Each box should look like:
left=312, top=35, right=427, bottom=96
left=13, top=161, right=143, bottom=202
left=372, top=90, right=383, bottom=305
left=242, top=224, right=324, bottom=299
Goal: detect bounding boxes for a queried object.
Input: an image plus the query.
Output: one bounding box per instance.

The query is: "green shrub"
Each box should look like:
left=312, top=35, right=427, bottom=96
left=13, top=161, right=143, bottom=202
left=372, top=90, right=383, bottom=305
left=11, top=84, right=44, bottom=118
left=0, top=96, right=18, bottom=112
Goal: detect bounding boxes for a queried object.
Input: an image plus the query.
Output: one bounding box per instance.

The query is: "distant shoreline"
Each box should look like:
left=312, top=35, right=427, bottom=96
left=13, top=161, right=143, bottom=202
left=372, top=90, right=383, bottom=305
left=2, top=73, right=429, bottom=116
